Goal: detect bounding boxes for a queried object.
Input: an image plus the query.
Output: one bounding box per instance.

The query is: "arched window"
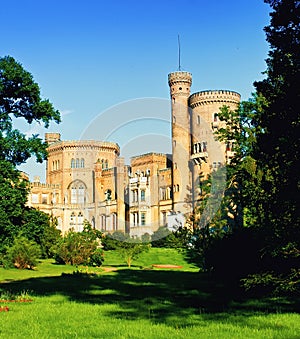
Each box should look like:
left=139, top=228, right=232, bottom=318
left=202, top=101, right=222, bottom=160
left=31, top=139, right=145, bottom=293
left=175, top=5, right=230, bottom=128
left=75, top=158, right=80, bottom=168
left=80, top=158, right=85, bottom=168
left=71, top=158, right=75, bottom=168
left=69, top=181, right=86, bottom=204
left=105, top=160, right=108, bottom=169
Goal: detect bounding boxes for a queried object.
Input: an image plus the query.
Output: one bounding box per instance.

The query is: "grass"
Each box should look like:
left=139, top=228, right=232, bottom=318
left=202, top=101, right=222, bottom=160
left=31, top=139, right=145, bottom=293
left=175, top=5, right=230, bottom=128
left=0, top=248, right=299, bottom=338
left=103, top=247, right=199, bottom=270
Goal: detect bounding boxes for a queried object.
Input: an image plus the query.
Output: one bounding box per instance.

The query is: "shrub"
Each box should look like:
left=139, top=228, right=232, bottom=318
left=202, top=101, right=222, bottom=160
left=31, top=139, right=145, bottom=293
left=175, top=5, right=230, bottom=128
left=4, top=236, right=41, bottom=269
left=54, top=222, right=104, bottom=266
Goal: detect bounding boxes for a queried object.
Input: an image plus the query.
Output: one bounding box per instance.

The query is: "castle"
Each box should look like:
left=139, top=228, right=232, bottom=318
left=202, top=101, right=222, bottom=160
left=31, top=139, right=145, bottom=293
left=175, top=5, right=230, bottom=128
left=27, top=71, right=240, bottom=236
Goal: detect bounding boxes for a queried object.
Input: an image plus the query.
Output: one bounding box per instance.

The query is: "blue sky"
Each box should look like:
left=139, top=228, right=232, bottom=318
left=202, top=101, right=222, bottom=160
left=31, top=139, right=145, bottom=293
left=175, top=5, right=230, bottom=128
left=1, top=0, right=271, bottom=180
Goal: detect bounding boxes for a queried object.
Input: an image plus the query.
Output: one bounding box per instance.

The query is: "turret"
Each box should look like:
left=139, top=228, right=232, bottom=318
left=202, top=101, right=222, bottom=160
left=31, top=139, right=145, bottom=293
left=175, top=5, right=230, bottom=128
left=168, top=71, right=192, bottom=215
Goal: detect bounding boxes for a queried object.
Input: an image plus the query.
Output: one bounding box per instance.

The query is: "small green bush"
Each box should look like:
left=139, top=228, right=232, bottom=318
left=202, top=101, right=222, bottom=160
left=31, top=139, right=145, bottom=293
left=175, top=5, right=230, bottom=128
left=4, top=236, right=41, bottom=269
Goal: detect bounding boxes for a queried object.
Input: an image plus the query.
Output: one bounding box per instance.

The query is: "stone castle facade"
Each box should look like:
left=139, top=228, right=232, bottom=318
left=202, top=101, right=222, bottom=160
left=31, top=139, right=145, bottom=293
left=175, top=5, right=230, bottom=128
left=27, top=71, right=240, bottom=236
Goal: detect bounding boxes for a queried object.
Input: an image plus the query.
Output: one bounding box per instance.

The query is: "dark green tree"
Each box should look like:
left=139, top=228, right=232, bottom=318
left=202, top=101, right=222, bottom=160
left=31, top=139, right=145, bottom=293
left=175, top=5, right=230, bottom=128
left=0, top=55, right=60, bottom=248
left=204, top=0, right=300, bottom=294
left=245, top=0, right=300, bottom=294
left=253, top=0, right=300, bottom=243
left=21, top=209, right=61, bottom=258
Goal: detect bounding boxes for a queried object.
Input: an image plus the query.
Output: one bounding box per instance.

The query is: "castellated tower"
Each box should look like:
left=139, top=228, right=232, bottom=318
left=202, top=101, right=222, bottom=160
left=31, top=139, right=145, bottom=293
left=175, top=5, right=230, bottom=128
left=189, top=90, right=241, bottom=208
left=168, top=71, right=193, bottom=215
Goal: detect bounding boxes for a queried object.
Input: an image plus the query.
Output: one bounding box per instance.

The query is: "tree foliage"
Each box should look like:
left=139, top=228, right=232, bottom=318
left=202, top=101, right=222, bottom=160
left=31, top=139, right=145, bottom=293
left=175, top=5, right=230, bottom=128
left=0, top=55, right=60, bottom=249
left=187, top=1, right=300, bottom=295
left=3, top=236, right=42, bottom=270
left=0, top=56, right=60, bottom=165
left=21, top=209, right=62, bottom=258
left=55, top=221, right=104, bottom=266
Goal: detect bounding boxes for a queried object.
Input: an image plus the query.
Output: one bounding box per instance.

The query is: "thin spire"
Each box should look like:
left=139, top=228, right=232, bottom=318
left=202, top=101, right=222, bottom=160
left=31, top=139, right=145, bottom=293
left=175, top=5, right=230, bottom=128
left=178, top=34, right=181, bottom=71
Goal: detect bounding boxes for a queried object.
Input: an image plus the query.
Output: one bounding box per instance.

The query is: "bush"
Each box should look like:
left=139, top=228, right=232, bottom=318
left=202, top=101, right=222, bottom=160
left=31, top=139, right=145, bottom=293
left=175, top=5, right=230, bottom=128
left=54, top=222, right=103, bottom=266
left=4, top=236, right=41, bottom=269
left=151, top=226, right=189, bottom=248
left=89, top=248, right=104, bottom=267
left=101, top=231, right=127, bottom=250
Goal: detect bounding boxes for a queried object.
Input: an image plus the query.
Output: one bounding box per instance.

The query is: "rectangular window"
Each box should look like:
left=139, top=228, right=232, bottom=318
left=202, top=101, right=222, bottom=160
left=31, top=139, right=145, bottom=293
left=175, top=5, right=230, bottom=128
left=141, top=212, right=146, bottom=226
left=42, top=194, right=48, bottom=204
left=162, top=211, right=167, bottom=226
left=71, top=187, right=77, bottom=204
left=141, top=190, right=145, bottom=201
left=101, top=215, right=106, bottom=231
left=31, top=194, right=39, bottom=204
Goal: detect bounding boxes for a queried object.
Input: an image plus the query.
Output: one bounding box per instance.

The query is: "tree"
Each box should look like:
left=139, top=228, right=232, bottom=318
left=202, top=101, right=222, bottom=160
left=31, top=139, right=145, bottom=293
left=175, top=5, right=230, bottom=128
left=55, top=221, right=104, bottom=266
left=102, top=232, right=149, bottom=267
left=247, top=0, right=300, bottom=293
left=253, top=0, right=300, bottom=238
left=4, top=236, right=42, bottom=269
left=118, top=239, right=149, bottom=268
left=0, top=160, right=29, bottom=250
left=21, top=209, right=61, bottom=258
left=203, top=0, right=300, bottom=294
left=0, top=55, right=60, bottom=248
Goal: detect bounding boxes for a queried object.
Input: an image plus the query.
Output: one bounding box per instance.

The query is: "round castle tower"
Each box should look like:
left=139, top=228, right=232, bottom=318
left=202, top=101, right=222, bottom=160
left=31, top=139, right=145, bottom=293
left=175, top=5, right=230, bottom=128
left=189, top=90, right=241, bottom=165
left=168, top=71, right=193, bottom=214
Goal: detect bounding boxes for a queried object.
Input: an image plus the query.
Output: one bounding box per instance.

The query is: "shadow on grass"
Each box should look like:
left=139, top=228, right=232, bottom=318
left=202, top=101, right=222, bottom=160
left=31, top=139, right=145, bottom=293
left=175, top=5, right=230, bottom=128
left=1, top=269, right=299, bottom=327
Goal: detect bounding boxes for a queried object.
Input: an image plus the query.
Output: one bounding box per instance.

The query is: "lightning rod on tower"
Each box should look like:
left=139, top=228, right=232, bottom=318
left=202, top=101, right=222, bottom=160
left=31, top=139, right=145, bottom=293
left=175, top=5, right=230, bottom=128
left=178, top=34, right=181, bottom=71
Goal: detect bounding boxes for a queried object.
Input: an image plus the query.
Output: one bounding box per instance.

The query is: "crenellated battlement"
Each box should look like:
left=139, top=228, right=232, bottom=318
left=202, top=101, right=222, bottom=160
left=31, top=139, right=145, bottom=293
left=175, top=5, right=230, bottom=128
left=189, top=90, right=240, bottom=108
left=47, top=139, right=120, bottom=155
left=168, top=71, right=192, bottom=86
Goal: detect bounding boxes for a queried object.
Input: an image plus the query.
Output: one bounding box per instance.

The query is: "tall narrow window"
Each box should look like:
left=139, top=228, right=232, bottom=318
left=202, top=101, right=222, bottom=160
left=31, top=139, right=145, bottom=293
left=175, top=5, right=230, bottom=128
left=101, top=215, right=106, bottom=231
left=71, top=187, right=77, bottom=203
left=162, top=211, right=167, bottom=226
left=78, top=212, right=84, bottom=232
left=71, top=158, right=75, bottom=168
left=112, top=213, right=117, bottom=231
left=141, top=190, right=145, bottom=201
left=78, top=185, right=85, bottom=204
left=70, top=212, right=76, bottom=226
left=76, top=158, right=80, bottom=168
left=80, top=158, right=85, bottom=168
left=141, top=212, right=146, bottom=226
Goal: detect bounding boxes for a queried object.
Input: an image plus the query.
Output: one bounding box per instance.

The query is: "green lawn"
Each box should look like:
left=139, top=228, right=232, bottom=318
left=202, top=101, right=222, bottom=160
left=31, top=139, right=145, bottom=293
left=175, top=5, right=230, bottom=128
left=0, top=248, right=299, bottom=338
